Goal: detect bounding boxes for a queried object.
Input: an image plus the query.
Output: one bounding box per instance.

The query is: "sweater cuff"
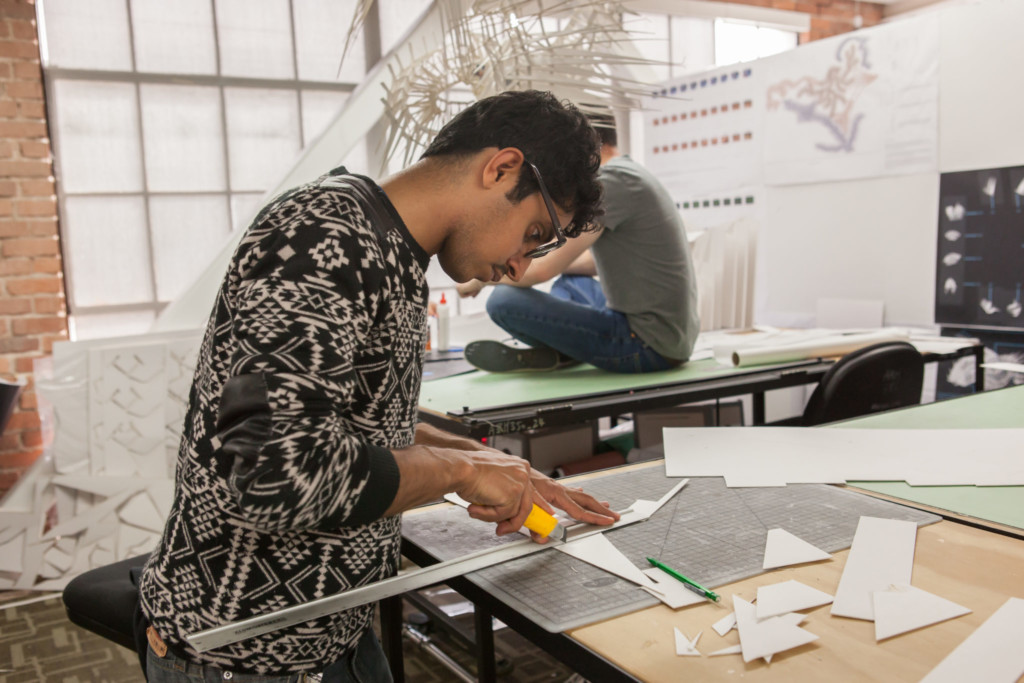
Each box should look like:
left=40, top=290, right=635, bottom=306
left=345, top=443, right=400, bottom=526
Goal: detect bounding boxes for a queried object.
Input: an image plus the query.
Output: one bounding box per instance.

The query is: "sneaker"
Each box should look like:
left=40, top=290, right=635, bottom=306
left=465, top=340, right=563, bottom=373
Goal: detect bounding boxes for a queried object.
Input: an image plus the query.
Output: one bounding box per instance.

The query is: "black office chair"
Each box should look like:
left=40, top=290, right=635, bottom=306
left=63, top=553, right=151, bottom=675
left=802, top=341, right=924, bottom=426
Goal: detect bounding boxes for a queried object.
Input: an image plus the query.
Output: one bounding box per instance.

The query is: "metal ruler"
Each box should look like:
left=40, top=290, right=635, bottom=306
left=186, top=479, right=688, bottom=653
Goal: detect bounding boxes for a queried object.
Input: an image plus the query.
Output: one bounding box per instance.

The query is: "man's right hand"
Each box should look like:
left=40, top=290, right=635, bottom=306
left=455, top=449, right=534, bottom=536
left=386, top=444, right=535, bottom=537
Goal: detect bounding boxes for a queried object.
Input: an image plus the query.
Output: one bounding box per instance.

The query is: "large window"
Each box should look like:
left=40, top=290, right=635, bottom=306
left=714, top=18, right=799, bottom=66
left=38, top=0, right=431, bottom=339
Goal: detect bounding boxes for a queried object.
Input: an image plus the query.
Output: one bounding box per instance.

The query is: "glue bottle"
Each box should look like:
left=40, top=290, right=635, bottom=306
left=436, top=293, right=450, bottom=351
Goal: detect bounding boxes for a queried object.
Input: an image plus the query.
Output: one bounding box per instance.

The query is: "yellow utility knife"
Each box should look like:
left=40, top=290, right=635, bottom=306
left=523, top=504, right=567, bottom=542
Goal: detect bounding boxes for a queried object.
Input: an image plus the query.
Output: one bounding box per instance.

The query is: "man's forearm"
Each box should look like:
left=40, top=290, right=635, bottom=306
left=382, top=443, right=471, bottom=516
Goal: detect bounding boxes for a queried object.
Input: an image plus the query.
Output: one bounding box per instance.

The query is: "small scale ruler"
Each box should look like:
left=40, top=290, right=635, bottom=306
left=186, top=480, right=687, bottom=652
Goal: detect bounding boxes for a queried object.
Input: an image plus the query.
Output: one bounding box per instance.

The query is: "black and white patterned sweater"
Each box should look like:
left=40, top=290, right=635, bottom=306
left=139, top=168, right=429, bottom=674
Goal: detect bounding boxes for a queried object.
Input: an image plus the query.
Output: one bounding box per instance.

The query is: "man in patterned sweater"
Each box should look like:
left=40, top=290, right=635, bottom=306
left=138, top=90, right=618, bottom=682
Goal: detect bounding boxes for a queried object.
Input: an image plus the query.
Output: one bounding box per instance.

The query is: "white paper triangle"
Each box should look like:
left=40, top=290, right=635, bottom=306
left=712, top=611, right=736, bottom=636
left=555, top=533, right=656, bottom=588
left=709, top=644, right=743, bottom=656
left=674, top=627, right=702, bottom=656
left=642, top=567, right=705, bottom=608
left=733, top=596, right=819, bottom=663
left=873, top=584, right=971, bottom=641
left=757, top=580, right=834, bottom=619
left=762, top=528, right=831, bottom=569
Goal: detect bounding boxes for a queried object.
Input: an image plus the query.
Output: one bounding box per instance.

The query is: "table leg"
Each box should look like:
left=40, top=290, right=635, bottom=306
left=474, top=603, right=497, bottom=683
left=379, top=596, right=405, bottom=683
left=974, top=344, right=985, bottom=392
left=752, top=392, right=766, bottom=425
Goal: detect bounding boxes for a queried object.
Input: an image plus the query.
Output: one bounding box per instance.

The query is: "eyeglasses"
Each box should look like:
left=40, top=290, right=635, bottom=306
left=523, top=162, right=567, bottom=259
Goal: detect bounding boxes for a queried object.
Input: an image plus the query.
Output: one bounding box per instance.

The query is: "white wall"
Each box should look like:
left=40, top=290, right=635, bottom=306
left=939, top=0, right=1024, bottom=173
left=758, top=173, right=940, bottom=327
left=754, top=0, right=1024, bottom=328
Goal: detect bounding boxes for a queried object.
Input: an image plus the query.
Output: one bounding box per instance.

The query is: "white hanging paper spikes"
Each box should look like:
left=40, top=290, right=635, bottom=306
left=762, top=528, right=831, bottom=569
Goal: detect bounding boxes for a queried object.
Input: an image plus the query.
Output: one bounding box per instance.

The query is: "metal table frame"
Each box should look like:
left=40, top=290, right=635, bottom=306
left=419, top=345, right=983, bottom=439
left=389, top=343, right=984, bottom=681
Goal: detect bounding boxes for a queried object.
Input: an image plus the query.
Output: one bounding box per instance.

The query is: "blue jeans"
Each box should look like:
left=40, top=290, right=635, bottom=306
left=485, top=275, right=678, bottom=374
left=146, top=628, right=393, bottom=683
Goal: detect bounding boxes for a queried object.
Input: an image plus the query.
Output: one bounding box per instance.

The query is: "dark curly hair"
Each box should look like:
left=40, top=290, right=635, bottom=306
left=421, top=90, right=603, bottom=236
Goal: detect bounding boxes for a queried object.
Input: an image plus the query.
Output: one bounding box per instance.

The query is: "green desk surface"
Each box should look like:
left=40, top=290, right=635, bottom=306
left=840, top=385, right=1024, bottom=531
left=418, top=357, right=794, bottom=415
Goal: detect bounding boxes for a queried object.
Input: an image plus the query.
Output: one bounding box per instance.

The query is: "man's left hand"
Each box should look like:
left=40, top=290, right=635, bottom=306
left=529, top=470, right=620, bottom=532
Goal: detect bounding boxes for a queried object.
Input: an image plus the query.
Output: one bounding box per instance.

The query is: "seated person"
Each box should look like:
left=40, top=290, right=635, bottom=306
left=458, top=111, right=700, bottom=374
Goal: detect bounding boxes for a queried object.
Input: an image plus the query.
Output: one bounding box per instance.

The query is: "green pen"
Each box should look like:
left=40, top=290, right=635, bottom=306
left=646, top=557, right=721, bottom=603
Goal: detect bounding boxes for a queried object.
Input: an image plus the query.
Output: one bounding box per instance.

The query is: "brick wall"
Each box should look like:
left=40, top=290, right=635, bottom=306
left=0, top=0, right=66, bottom=498
left=724, top=0, right=885, bottom=41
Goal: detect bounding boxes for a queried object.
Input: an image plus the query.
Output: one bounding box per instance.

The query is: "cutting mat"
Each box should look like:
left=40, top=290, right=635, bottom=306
left=401, top=467, right=940, bottom=632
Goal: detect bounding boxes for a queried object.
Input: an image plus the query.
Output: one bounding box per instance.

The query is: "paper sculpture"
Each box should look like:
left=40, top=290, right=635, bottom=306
left=0, top=331, right=201, bottom=590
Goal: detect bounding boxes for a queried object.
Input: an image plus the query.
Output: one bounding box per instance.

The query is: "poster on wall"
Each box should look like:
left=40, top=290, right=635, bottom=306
left=642, top=63, right=764, bottom=200
left=761, top=15, right=938, bottom=185
left=935, top=165, right=1024, bottom=330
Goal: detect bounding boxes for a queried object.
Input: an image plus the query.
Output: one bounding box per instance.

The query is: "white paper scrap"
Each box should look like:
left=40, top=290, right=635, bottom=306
left=757, top=580, right=834, bottom=619
left=763, top=528, right=832, bottom=569
left=831, top=517, right=917, bottom=621
left=709, top=644, right=743, bottom=656
left=873, top=584, right=970, bottom=641
left=921, top=598, right=1024, bottom=683
left=981, top=362, right=1024, bottom=373
left=642, top=567, right=705, bottom=609
left=733, top=596, right=818, bottom=663
left=674, top=627, right=702, bottom=656
left=663, top=427, right=1024, bottom=487
left=555, top=533, right=657, bottom=588
left=712, top=611, right=737, bottom=636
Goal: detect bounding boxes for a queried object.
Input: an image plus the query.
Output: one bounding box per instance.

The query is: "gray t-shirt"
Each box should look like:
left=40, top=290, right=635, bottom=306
left=591, top=155, right=700, bottom=360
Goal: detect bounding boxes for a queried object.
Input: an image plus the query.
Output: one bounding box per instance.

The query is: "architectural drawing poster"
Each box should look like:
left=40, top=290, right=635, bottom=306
left=761, top=15, right=938, bottom=185
left=642, top=63, right=765, bottom=199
